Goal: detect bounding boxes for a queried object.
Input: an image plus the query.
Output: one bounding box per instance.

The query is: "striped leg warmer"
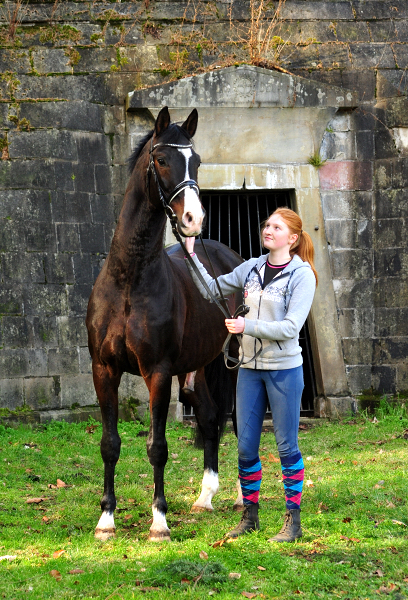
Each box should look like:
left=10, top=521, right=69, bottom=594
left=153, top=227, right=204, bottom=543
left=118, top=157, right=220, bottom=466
left=280, top=451, right=304, bottom=511
left=238, top=456, right=262, bottom=506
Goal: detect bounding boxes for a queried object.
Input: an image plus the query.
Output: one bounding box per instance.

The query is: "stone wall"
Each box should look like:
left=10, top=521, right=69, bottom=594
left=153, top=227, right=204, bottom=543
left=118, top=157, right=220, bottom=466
left=0, top=0, right=407, bottom=418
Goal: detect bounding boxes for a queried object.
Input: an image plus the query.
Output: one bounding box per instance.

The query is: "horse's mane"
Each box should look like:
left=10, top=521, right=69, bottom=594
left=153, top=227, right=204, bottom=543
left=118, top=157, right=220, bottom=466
left=127, top=123, right=194, bottom=175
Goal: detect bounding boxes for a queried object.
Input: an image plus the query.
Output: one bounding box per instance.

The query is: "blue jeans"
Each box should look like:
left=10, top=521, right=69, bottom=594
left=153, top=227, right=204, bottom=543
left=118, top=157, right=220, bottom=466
left=236, top=366, right=304, bottom=461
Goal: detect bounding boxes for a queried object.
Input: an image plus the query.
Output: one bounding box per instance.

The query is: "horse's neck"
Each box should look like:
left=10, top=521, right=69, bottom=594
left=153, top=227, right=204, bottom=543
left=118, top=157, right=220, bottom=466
left=107, top=181, right=167, bottom=282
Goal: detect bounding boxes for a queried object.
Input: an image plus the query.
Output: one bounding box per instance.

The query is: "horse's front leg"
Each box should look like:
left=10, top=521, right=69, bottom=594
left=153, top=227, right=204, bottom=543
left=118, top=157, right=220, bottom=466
left=93, top=363, right=122, bottom=540
left=146, top=370, right=172, bottom=542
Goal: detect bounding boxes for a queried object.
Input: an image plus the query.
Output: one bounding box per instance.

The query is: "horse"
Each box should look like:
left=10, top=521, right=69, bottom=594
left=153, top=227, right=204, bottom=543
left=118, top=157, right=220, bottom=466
left=86, top=106, right=243, bottom=542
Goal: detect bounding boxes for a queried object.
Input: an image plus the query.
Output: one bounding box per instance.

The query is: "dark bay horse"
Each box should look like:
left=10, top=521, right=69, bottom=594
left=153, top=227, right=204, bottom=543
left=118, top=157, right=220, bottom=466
left=86, top=106, right=242, bottom=541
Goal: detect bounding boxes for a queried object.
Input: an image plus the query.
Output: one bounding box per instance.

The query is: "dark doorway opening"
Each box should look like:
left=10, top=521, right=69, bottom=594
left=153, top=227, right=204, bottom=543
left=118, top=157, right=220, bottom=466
left=184, top=190, right=317, bottom=418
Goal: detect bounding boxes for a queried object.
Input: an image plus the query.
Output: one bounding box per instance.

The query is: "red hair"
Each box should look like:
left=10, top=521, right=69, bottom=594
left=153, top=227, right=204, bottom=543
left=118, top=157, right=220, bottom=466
left=261, top=207, right=318, bottom=285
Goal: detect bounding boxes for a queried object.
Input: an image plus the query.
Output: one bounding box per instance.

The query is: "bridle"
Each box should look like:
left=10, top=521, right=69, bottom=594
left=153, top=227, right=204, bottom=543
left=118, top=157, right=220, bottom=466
left=147, top=136, right=258, bottom=370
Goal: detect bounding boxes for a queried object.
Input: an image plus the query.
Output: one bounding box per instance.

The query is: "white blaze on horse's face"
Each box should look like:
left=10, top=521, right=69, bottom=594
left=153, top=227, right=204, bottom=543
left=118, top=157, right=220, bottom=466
left=177, top=147, right=204, bottom=236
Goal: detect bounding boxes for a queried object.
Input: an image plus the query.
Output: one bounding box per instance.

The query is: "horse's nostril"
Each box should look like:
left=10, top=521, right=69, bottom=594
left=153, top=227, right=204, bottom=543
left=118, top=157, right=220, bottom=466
left=186, top=212, right=193, bottom=223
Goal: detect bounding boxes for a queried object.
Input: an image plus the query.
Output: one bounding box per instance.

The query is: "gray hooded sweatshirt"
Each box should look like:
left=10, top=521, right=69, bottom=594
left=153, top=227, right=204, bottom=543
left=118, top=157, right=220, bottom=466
left=186, top=253, right=316, bottom=370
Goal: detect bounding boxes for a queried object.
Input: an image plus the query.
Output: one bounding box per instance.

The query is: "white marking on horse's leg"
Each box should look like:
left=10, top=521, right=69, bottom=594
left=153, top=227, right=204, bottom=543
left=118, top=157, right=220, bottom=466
left=95, top=511, right=116, bottom=540
left=191, top=468, right=219, bottom=512
left=233, top=478, right=244, bottom=512
left=183, top=371, right=196, bottom=393
left=148, top=506, right=171, bottom=542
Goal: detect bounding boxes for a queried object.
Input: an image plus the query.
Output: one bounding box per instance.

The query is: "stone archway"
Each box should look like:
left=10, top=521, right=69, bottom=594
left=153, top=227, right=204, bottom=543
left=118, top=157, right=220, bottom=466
left=127, top=65, right=357, bottom=416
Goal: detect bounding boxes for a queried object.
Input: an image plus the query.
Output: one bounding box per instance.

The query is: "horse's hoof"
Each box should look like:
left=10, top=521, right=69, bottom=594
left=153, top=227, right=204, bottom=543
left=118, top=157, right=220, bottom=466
left=148, top=529, right=171, bottom=542
left=191, top=505, right=213, bottom=513
left=233, top=503, right=244, bottom=512
left=95, top=527, right=116, bottom=541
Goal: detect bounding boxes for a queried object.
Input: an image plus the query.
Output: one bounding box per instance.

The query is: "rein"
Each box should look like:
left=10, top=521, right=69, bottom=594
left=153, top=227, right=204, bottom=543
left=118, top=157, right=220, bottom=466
left=147, top=139, right=260, bottom=370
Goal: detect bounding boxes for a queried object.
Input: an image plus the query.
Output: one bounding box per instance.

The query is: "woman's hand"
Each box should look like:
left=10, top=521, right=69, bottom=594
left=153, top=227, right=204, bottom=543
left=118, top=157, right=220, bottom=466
left=184, top=236, right=196, bottom=254
left=225, top=316, right=245, bottom=334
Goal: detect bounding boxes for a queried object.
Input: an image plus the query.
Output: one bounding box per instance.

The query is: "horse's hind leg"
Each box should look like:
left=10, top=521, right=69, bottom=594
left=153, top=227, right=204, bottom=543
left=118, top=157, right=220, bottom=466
left=146, top=370, right=172, bottom=542
left=179, top=369, right=220, bottom=512
left=93, top=363, right=121, bottom=540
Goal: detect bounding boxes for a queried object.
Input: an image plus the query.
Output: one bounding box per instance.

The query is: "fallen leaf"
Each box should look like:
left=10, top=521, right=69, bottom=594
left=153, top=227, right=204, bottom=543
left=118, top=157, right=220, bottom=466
left=386, top=501, right=396, bottom=508
left=42, top=516, right=49, bottom=523
left=268, top=453, right=279, bottom=463
left=85, top=424, right=98, bottom=434
left=342, top=517, right=352, bottom=523
left=257, top=566, right=266, bottom=571
left=48, top=484, right=58, bottom=489
left=139, top=474, right=148, bottom=478
left=212, top=540, right=224, bottom=548
left=199, top=551, right=208, bottom=560
left=352, top=460, right=358, bottom=465
left=69, top=569, right=85, bottom=575
left=56, top=479, right=67, bottom=488
left=242, top=593, right=257, bottom=599
left=0, top=555, right=16, bottom=561
left=229, top=572, right=241, bottom=579
left=181, top=578, right=190, bottom=584
left=373, top=569, right=384, bottom=577
left=392, top=520, right=407, bottom=527
left=171, top=453, right=178, bottom=459
left=26, top=497, right=47, bottom=504
left=305, top=479, right=314, bottom=487
left=49, top=570, right=61, bottom=581
left=372, top=417, right=379, bottom=423
left=52, top=550, right=65, bottom=559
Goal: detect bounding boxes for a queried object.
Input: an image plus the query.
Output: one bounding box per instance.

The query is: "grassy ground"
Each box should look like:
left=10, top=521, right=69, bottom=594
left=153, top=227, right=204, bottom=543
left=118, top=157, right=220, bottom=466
left=0, top=400, right=407, bottom=600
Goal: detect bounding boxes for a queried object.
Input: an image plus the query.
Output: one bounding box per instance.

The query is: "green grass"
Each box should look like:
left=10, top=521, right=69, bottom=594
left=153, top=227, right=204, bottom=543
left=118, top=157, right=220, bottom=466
left=0, top=402, right=407, bottom=600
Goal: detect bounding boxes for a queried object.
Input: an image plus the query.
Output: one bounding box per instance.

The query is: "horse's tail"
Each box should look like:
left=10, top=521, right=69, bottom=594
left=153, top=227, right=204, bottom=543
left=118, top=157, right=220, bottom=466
left=190, top=352, right=235, bottom=449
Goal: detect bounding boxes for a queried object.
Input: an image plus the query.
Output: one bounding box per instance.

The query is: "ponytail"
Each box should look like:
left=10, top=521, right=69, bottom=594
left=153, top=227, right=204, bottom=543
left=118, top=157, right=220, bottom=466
left=265, top=207, right=318, bottom=286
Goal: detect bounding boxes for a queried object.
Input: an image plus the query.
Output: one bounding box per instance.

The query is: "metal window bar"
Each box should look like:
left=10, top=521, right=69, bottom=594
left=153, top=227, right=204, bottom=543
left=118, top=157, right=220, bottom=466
left=183, top=190, right=316, bottom=419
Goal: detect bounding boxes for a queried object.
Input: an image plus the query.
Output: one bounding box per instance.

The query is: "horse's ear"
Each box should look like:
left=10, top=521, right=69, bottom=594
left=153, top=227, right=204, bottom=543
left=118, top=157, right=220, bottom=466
left=181, top=108, right=198, bottom=138
left=154, top=106, right=171, bottom=136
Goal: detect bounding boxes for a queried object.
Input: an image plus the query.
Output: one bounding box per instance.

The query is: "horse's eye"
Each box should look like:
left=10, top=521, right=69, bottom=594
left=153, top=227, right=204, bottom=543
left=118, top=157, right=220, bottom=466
left=157, top=158, right=166, bottom=166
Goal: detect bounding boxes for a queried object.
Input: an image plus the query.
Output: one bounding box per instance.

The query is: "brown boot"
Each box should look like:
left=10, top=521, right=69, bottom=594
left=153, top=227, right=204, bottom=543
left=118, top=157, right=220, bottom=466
left=226, top=503, right=259, bottom=538
left=268, top=509, right=302, bottom=542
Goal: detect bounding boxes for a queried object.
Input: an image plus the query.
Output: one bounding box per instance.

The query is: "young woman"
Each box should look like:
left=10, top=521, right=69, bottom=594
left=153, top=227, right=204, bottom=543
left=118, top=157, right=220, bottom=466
left=184, top=207, right=318, bottom=542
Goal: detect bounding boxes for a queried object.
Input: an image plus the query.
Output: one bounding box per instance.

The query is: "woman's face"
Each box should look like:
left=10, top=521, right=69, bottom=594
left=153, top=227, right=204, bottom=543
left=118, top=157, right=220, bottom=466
left=262, top=215, right=298, bottom=252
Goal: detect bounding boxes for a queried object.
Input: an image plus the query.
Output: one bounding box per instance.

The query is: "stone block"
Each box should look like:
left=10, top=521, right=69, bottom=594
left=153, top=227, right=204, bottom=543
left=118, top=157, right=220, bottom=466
left=111, top=164, right=129, bottom=196
left=102, top=105, right=127, bottom=135
left=319, top=161, right=373, bottom=191
left=44, top=253, right=75, bottom=284
left=0, top=286, right=23, bottom=316
left=338, top=308, right=374, bottom=338
left=72, top=47, right=117, bottom=73
left=0, top=189, right=52, bottom=222
left=342, top=338, right=373, bottom=365
left=67, top=283, right=93, bottom=317
left=51, top=191, right=92, bottom=224
left=376, top=69, right=408, bottom=99
left=79, top=223, right=106, bottom=253
left=371, top=366, right=396, bottom=395
left=79, top=347, right=92, bottom=374
left=1, top=317, right=32, bottom=349
left=352, top=1, right=403, bottom=20
left=0, top=49, right=31, bottom=73
left=373, top=160, right=392, bottom=189
left=373, top=338, right=408, bottom=365
left=374, top=248, right=407, bottom=277
left=95, top=164, right=113, bottom=194
left=25, top=221, right=57, bottom=253
left=374, top=308, right=408, bottom=337
left=318, top=43, right=351, bottom=69
left=57, top=316, right=88, bottom=347
left=321, top=191, right=372, bottom=220
left=56, top=223, right=80, bottom=252
left=330, top=249, right=373, bottom=279
left=395, top=20, right=408, bottom=42
left=281, top=1, right=353, bottom=20
left=32, top=48, right=72, bottom=74
left=0, top=159, right=56, bottom=191
left=23, top=284, right=68, bottom=316
left=368, top=21, right=397, bottom=43
left=24, top=377, right=61, bottom=411
left=112, top=135, right=132, bottom=166
left=279, top=44, right=320, bottom=70
left=342, top=70, right=376, bottom=104
left=346, top=365, right=371, bottom=395
left=72, top=253, right=104, bottom=286
left=336, top=21, right=371, bottom=42
left=27, top=349, right=48, bottom=377
left=352, top=107, right=377, bottom=131
left=1, top=252, right=45, bottom=283
left=356, top=131, right=374, bottom=160
left=383, top=97, right=408, bottom=128
left=117, top=47, right=160, bottom=72
left=73, top=132, right=110, bottom=165
left=90, top=194, right=115, bottom=225
left=0, top=379, right=24, bottom=410
left=53, top=161, right=76, bottom=193
left=374, top=218, right=406, bottom=249
left=326, top=218, right=372, bottom=249
left=72, top=163, right=96, bottom=194
left=374, top=278, right=408, bottom=308
left=48, top=348, right=79, bottom=376
left=396, top=364, right=408, bottom=391
left=105, top=23, right=144, bottom=46
left=20, top=100, right=103, bottom=132
left=0, top=349, right=29, bottom=378
left=321, top=131, right=356, bottom=161
left=31, top=316, right=59, bottom=349
left=394, top=44, right=408, bottom=69
left=374, top=127, right=398, bottom=159
left=392, top=157, right=408, bottom=188
left=15, top=73, right=107, bottom=104
left=118, top=372, right=150, bottom=410
left=0, top=219, right=24, bottom=253
left=9, top=130, right=78, bottom=161
left=60, top=374, right=97, bottom=408
left=349, top=43, right=395, bottom=69
left=333, top=278, right=373, bottom=309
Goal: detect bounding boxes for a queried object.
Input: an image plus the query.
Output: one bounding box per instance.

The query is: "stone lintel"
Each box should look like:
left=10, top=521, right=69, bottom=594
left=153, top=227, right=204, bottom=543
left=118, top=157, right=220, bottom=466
left=127, top=65, right=358, bottom=112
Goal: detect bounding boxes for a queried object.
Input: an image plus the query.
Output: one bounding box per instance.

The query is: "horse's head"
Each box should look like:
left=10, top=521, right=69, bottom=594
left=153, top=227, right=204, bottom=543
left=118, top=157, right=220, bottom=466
left=148, top=106, right=204, bottom=237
